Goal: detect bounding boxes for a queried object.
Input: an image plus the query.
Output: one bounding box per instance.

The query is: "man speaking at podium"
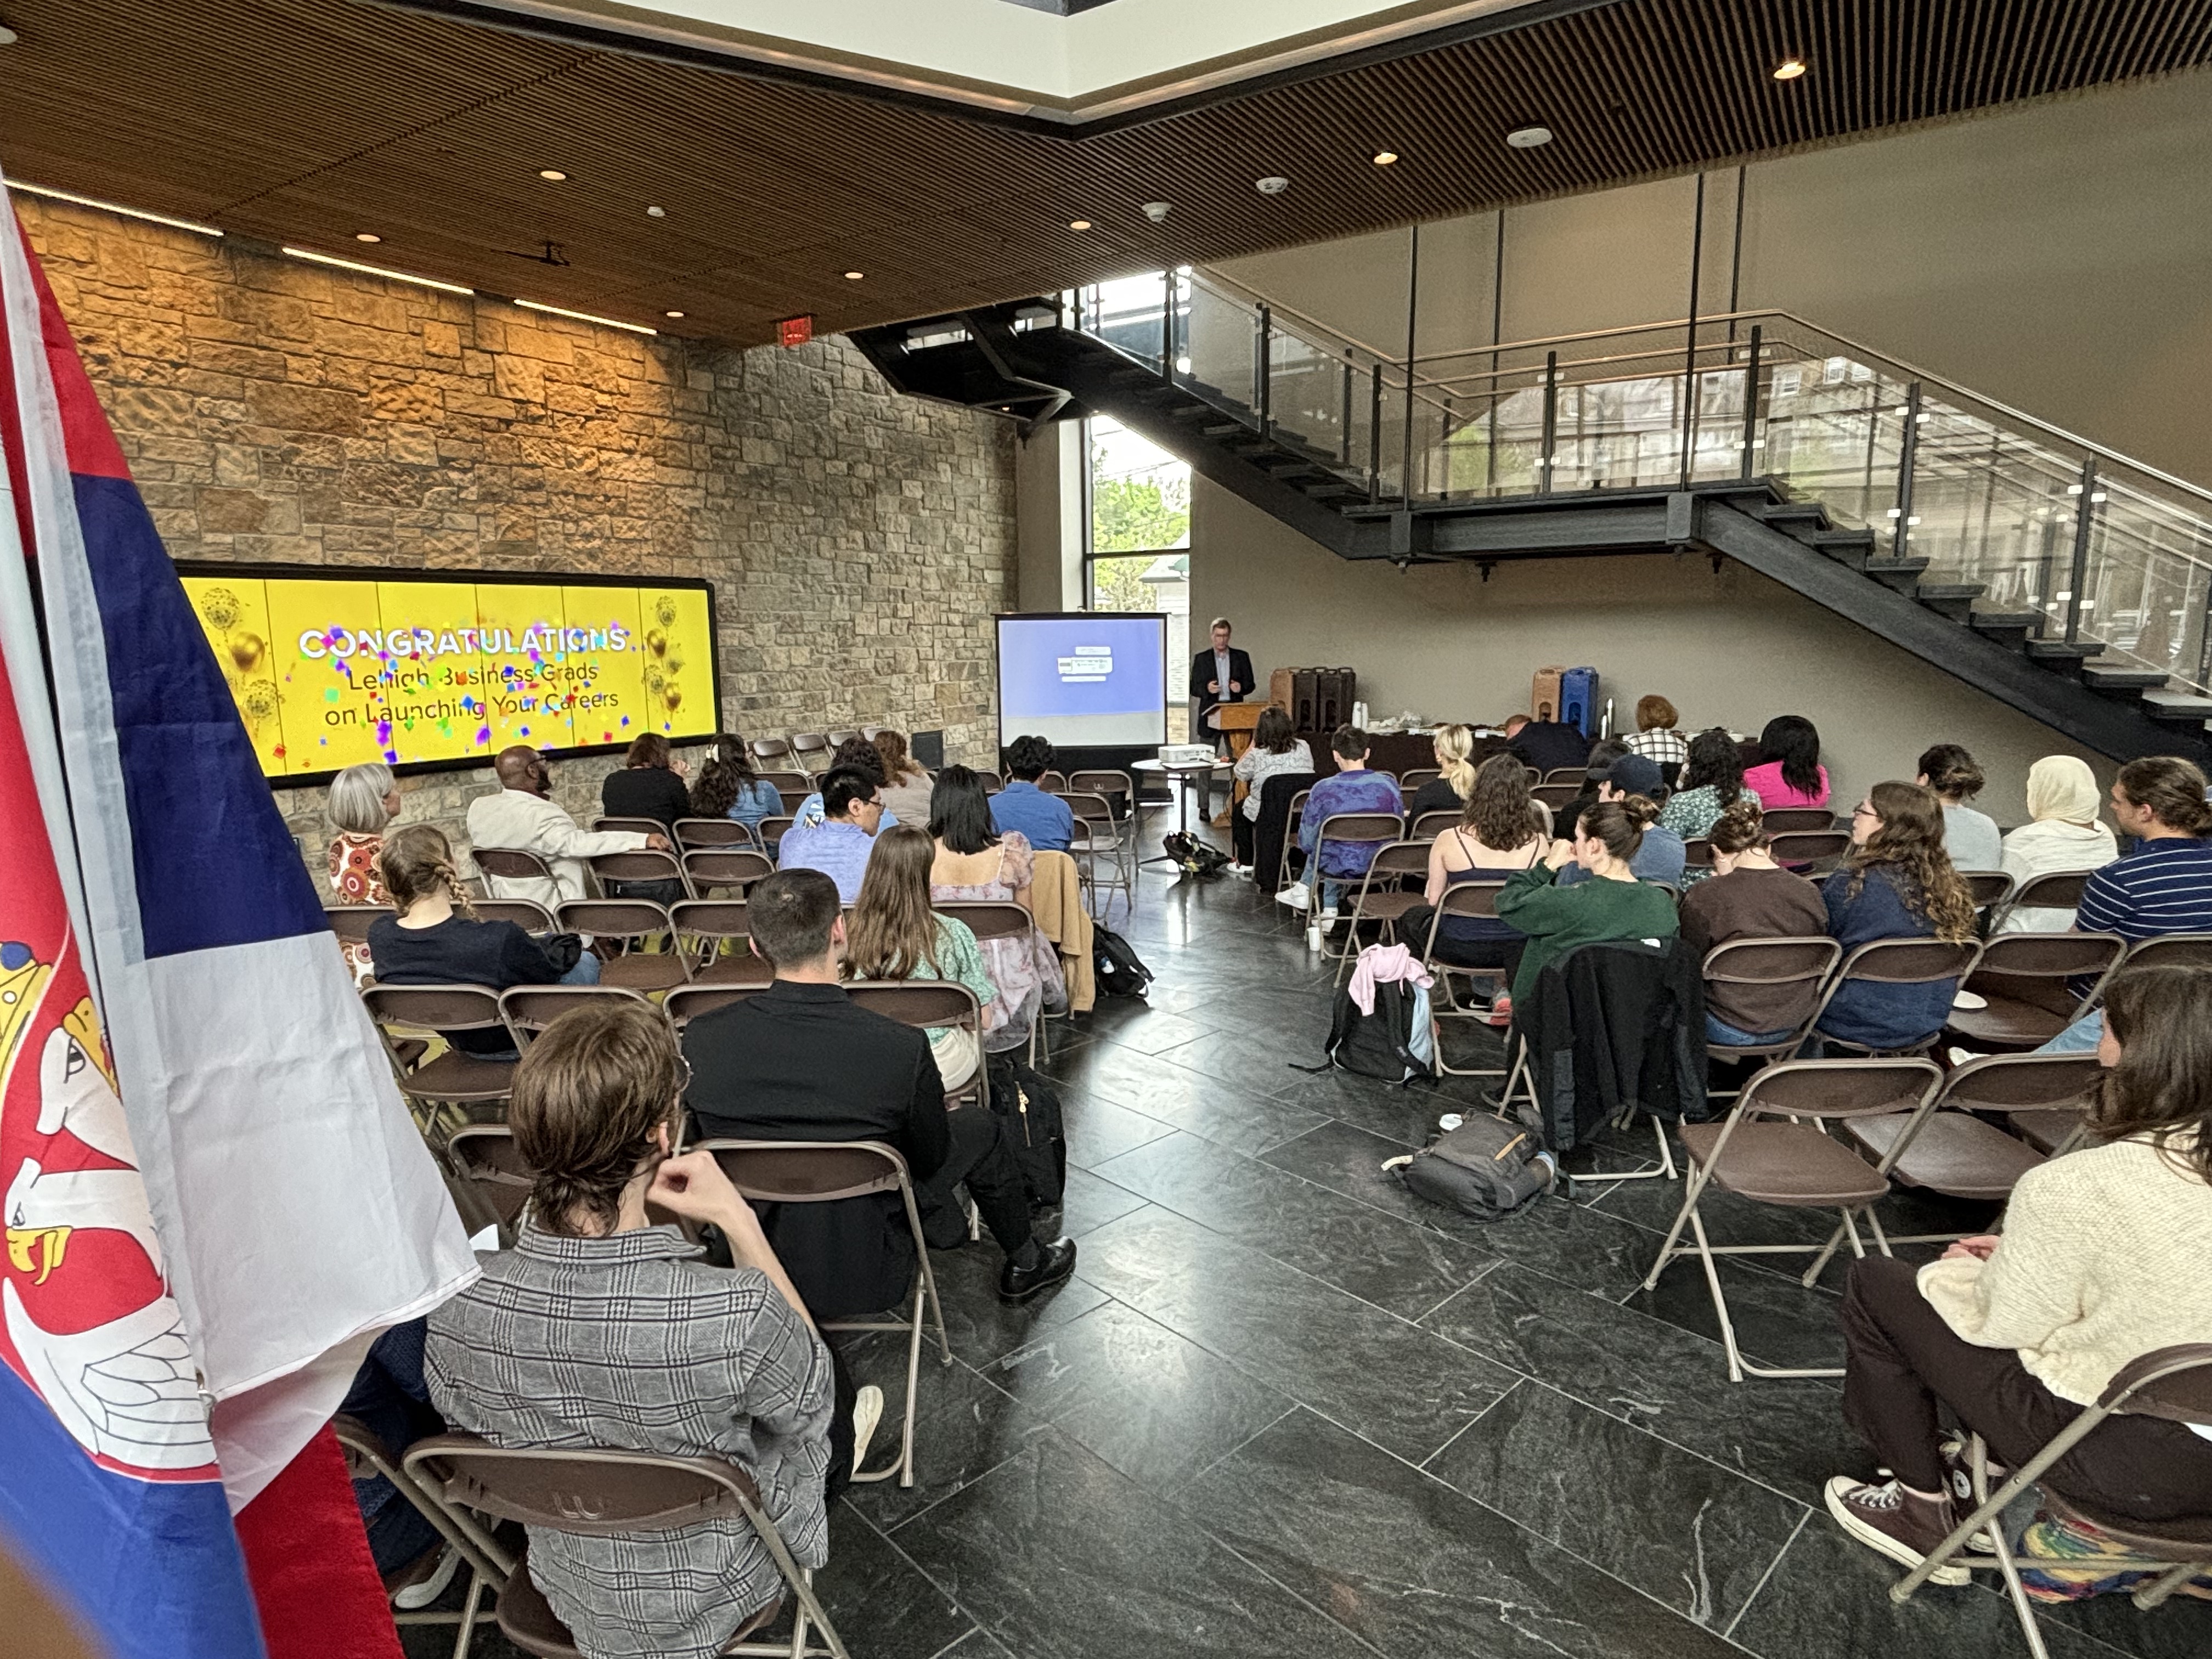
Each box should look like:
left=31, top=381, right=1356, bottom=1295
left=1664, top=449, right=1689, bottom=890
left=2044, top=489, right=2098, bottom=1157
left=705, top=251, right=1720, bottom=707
left=1189, top=616, right=1256, bottom=757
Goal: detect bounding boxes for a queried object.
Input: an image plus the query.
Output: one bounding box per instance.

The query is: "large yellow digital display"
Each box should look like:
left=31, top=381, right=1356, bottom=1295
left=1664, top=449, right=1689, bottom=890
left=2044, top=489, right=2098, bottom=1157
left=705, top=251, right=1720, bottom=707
left=179, top=569, right=716, bottom=780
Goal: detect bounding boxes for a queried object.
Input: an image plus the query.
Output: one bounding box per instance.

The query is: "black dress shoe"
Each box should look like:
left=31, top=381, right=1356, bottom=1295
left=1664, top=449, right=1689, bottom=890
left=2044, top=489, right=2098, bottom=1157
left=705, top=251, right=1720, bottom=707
left=998, top=1237, right=1077, bottom=1302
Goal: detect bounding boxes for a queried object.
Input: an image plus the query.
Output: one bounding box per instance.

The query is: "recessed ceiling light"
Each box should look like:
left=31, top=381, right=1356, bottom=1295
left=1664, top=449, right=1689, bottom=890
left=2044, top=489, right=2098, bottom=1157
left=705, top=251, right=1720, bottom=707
left=1505, top=125, right=1553, bottom=149
left=1772, top=57, right=1807, bottom=80
left=843, top=270, right=865, bottom=280
left=0, top=24, right=18, bottom=44
left=1256, top=176, right=1291, bottom=196
left=537, top=168, right=567, bottom=181
left=664, top=309, right=685, bottom=319
left=354, top=232, right=381, bottom=243
left=646, top=204, right=667, bottom=218
left=1068, top=219, right=1093, bottom=231
left=1371, top=150, right=1399, bottom=166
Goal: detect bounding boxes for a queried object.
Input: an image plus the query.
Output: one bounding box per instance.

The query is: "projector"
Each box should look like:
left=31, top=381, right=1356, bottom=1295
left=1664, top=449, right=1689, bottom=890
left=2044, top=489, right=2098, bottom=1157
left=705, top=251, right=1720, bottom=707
left=1158, top=743, right=1216, bottom=768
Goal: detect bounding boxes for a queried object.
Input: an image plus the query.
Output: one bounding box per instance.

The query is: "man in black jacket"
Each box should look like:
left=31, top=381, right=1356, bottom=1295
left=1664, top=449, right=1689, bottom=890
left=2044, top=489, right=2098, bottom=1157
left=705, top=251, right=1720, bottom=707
left=1188, top=617, right=1257, bottom=753
left=682, top=869, right=1075, bottom=1314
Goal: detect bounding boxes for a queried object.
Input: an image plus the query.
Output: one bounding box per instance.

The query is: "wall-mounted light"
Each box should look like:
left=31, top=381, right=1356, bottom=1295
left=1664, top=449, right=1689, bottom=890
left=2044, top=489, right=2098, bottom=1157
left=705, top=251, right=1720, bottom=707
left=515, top=298, right=656, bottom=336
left=13, top=180, right=223, bottom=236
left=282, top=246, right=471, bottom=294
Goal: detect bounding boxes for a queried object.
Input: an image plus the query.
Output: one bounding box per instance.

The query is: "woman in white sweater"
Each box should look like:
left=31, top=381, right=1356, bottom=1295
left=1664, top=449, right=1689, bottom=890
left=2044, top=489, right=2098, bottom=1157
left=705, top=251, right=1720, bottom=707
left=1996, top=755, right=2118, bottom=932
left=1825, top=962, right=2212, bottom=1582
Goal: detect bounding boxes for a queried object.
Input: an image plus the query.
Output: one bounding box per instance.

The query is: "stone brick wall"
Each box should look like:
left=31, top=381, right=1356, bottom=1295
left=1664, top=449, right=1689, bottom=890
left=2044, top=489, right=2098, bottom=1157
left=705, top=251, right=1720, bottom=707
left=19, top=194, right=1015, bottom=868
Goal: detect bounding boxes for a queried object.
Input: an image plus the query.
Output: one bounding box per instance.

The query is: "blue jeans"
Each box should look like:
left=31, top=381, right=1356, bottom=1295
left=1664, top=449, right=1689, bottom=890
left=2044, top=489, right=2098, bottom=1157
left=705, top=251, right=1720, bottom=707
left=2035, top=1009, right=2103, bottom=1054
left=560, top=951, right=602, bottom=986
left=1302, top=865, right=1347, bottom=911
left=1707, top=1012, right=1796, bottom=1047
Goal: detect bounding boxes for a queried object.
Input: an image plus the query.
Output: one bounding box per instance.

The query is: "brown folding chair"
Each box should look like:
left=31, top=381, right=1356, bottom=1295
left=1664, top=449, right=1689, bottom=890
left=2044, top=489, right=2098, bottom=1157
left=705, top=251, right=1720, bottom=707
left=2119, top=932, right=2212, bottom=972
left=1640, top=1058, right=1943, bottom=1381
left=360, top=984, right=517, bottom=1134
left=471, top=847, right=555, bottom=892
left=788, top=731, right=832, bottom=773
left=1531, top=782, right=1582, bottom=811
left=761, top=815, right=798, bottom=847
left=684, top=848, right=775, bottom=898
left=974, top=770, right=1003, bottom=794
left=1415, top=881, right=1511, bottom=1079
left=591, top=816, right=667, bottom=838
left=402, top=1435, right=849, bottom=1659
left=325, top=903, right=383, bottom=952
left=1768, top=829, right=1853, bottom=871
left=474, top=898, right=558, bottom=932
left=1410, top=809, right=1459, bottom=840
left=1312, top=810, right=1408, bottom=913
left=1759, top=808, right=1836, bottom=834
left=1035, top=770, right=1070, bottom=792
left=1061, top=791, right=1132, bottom=918
left=444, top=1123, right=538, bottom=1242
left=1809, top=936, right=1984, bottom=1056
left=1400, top=767, right=1442, bottom=793
left=1541, top=767, right=1586, bottom=785
left=747, top=735, right=795, bottom=771
left=1681, top=837, right=1715, bottom=873
left=1959, top=870, right=2016, bottom=915
left=1895, top=1346, right=2212, bottom=1656
left=331, top=1414, right=502, bottom=1659
left=843, top=981, right=988, bottom=1111
left=557, top=899, right=690, bottom=992
left=824, top=729, right=860, bottom=749
left=1699, top=936, right=1842, bottom=1072
left=676, top=816, right=759, bottom=851
left=1943, top=930, right=2125, bottom=1054
left=588, top=848, right=691, bottom=901
left=695, top=1140, right=951, bottom=1491
left=755, top=770, right=811, bottom=795
left=1331, top=838, right=1432, bottom=983
left=664, top=981, right=770, bottom=1027
left=498, top=983, right=657, bottom=1051
left=1069, top=769, right=1136, bottom=822
left=670, top=900, right=773, bottom=985
left=1988, top=870, right=2093, bottom=933
left=935, top=900, right=1048, bottom=1064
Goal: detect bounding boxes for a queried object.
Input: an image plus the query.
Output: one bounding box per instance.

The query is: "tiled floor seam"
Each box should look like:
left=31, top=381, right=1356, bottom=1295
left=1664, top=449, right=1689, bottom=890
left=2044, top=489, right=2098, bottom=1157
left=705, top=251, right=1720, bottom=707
left=1413, top=1374, right=1525, bottom=1470
left=1717, top=1508, right=1810, bottom=1648
left=834, top=1492, right=1001, bottom=1652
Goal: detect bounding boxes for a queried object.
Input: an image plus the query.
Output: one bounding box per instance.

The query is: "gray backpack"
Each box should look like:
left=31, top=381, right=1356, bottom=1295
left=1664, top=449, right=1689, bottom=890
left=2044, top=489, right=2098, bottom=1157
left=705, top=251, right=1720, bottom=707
left=1388, top=1118, right=1552, bottom=1222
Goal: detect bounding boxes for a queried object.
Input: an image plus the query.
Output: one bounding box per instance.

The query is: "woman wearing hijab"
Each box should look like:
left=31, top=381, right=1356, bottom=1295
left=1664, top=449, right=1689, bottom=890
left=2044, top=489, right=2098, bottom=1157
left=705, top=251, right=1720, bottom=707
left=1996, top=757, right=2119, bottom=933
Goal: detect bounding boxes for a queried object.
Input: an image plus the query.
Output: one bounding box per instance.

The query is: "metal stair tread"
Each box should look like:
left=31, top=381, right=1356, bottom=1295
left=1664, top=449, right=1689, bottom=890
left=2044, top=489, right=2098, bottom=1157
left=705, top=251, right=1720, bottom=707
left=2080, top=664, right=2170, bottom=688
left=2024, top=637, right=2107, bottom=658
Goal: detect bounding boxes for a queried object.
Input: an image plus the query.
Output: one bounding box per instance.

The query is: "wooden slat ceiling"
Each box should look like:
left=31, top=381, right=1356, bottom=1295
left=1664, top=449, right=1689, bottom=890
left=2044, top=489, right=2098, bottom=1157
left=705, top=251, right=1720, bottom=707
left=1, top=0, right=2207, bottom=346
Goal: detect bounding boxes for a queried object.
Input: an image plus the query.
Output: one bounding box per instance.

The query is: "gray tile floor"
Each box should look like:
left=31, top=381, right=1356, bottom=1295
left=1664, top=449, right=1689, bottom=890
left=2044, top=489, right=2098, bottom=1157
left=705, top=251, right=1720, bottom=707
left=408, top=844, right=2209, bottom=1659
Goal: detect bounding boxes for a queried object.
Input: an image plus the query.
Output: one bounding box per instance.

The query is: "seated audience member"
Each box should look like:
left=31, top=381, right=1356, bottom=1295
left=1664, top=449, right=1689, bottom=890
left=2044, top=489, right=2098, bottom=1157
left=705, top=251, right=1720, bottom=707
left=1622, top=694, right=1689, bottom=780
left=326, top=760, right=400, bottom=980
left=600, top=732, right=692, bottom=832
left=1496, top=800, right=1681, bottom=1006
left=1400, top=754, right=1546, bottom=1020
left=793, top=737, right=900, bottom=830
left=1558, top=756, right=1685, bottom=887
left=1403, top=722, right=1478, bottom=822
left=1996, top=755, right=2118, bottom=933
left=1660, top=727, right=1747, bottom=843
left=684, top=868, right=1075, bottom=1304
left=2035, top=755, right=2212, bottom=1054
left=1230, top=706, right=1314, bottom=872
left=1277, top=725, right=1404, bottom=926
left=1554, top=738, right=1631, bottom=843
left=1826, top=963, right=2212, bottom=1586
left=341, top=1319, right=454, bottom=1603
left=1916, top=743, right=2001, bottom=871
left=1504, top=711, right=1594, bottom=776
left=844, top=826, right=996, bottom=1090
left=776, top=767, right=885, bottom=902
left=1679, top=797, right=1831, bottom=1045
left=872, top=730, right=936, bottom=829
left=1746, top=715, right=1831, bottom=811
left=467, top=744, right=667, bottom=909
left=1817, top=782, right=1976, bottom=1051
left=989, top=735, right=1076, bottom=854
left=366, top=824, right=600, bottom=1057
left=428, top=1000, right=837, bottom=1658
left=929, top=766, right=1062, bottom=1054
left=690, top=733, right=785, bottom=831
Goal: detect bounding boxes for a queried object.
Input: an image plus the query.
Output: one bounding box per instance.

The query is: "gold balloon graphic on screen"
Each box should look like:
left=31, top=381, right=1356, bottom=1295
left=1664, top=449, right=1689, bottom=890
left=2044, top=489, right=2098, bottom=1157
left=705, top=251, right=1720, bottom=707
left=193, top=585, right=275, bottom=741
left=647, top=595, right=686, bottom=722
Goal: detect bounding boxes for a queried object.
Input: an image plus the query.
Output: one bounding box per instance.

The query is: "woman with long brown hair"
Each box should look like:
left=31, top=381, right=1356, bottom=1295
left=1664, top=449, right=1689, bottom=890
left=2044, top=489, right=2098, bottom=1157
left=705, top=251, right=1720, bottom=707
left=844, top=826, right=996, bottom=1087
left=600, top=731, right=692, bottom=831
left=871, top=730, right=936, bottom=828
left=1827, top=962, right=2212, bottom=1586
left=1228, top=704, right=1313, bottom=872
left=691, top=733, right=782, bottom=830
left=1495, top=798, right=1680, bottom=1006
left=1400, top=754, right=1548, bottom=1020
left=1815, top=780, right=1977, bottom=1051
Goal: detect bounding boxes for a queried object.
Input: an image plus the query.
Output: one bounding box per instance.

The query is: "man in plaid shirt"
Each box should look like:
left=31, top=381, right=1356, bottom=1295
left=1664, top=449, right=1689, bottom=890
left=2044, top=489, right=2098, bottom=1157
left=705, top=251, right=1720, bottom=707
left=428, top=1002, right=835, bottom=1659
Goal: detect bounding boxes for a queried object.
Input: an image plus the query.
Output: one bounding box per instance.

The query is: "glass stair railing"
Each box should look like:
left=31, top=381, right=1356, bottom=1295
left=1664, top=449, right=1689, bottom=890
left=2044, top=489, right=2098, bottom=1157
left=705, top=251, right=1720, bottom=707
left=1068, top=270, right=2212, bottom=698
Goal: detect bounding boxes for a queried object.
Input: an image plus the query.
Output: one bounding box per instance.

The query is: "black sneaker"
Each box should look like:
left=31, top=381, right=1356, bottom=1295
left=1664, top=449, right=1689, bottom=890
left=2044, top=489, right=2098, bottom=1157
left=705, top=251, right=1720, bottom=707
left=1824, top=1476, right=1970, bottom=1585
left=999, top=1237, right=1077, bottom=1302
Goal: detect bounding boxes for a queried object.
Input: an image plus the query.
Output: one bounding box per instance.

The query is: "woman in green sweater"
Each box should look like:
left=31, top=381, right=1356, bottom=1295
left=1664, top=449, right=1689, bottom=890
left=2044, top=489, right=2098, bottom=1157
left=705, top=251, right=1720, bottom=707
left=1496, top=798, right=1680, bottom=1003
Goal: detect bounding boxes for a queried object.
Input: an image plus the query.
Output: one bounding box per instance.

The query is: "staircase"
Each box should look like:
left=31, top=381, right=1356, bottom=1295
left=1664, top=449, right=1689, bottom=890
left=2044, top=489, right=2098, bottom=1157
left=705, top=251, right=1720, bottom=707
left=854, top=276, right=2212, bottom=767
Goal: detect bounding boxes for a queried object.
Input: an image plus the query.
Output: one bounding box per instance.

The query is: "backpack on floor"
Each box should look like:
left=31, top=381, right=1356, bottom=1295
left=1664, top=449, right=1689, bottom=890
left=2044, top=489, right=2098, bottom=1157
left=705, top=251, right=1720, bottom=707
left=1390, top=1119, right=1553, bottom=1222
left=1092, top=926, right=1154, bottom=998
left=986, top=1053, right=1066, bottom=1207
left=1161, top=832, right=1231, bottom=877
left=1313, top=977, right=1435, bottom=1084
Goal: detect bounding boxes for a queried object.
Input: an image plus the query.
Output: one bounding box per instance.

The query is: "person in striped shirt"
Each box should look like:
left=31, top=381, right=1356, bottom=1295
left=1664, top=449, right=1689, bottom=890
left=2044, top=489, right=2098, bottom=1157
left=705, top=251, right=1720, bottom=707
left=2037, top=755, right=2212, bottom=1053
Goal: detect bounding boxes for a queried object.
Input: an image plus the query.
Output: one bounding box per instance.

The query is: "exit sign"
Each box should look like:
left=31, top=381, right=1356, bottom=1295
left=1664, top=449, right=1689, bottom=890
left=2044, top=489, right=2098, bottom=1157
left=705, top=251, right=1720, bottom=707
left=777, top=314, right=815, bottom=348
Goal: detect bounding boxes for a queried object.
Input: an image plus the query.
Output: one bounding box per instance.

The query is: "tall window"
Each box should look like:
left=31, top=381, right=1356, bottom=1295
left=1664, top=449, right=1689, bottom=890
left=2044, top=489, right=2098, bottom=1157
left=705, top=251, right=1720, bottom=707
left=1086, top=414, right=1190, bottom=738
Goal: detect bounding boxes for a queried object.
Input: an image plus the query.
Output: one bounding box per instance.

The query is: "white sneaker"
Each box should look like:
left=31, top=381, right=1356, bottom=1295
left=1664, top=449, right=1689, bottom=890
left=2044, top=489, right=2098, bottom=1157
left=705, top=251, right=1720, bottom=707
left=391, top=1543, right=462, bottom=1611
left=851, top=1384, right=885, bottom=1476
left=1227, top=862, right=1252, bottom=876
left=1276, top=884, right=1311, bottom=912
left=1319, top=908, right=1339, bottom=935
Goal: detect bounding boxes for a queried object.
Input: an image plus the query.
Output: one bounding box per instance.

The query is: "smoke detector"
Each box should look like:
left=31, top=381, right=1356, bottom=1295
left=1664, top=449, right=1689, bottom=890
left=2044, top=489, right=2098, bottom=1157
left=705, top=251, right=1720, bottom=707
left=1505, top=125, right=1554, bottom=149
left=1255, top=176, right=1291, bottom=196
left=1141, top=200, right=1171, bottom=223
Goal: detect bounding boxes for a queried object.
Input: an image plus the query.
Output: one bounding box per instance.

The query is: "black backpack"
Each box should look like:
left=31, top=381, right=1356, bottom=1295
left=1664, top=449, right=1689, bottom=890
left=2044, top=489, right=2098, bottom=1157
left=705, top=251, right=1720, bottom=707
left=986, top=1053, right=1066, bottom=1208
left=1092, top=926, right=1154, bottom=998
left=1389, top=1118, right=1553, bottom=1222
left=1312, top=978, right=1433, bottom=1084
left=1161, top=832, right=1231, bottom=877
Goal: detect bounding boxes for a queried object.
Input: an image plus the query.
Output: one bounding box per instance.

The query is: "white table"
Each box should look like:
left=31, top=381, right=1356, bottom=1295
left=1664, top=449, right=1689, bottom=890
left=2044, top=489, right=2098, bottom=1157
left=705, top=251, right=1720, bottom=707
left=1131, top=757, right=1232, bottom=842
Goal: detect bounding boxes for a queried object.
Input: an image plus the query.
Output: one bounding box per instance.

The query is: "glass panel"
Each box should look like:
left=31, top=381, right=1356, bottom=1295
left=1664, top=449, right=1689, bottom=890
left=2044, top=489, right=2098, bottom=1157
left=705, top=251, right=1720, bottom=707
left=1895, top=403, right=2079, bottom=627
left=1084, top=552, right=1188, bottom=742
left=1181, top=272, right=1261, bottom=422
left=1085, top=273, right=1169, bottom=371
left=2083, top=479, right=2212, bottom=690
left=1089, top=415, right=1190, bottom=554
left=1760, top=351, right=1911, bottom=541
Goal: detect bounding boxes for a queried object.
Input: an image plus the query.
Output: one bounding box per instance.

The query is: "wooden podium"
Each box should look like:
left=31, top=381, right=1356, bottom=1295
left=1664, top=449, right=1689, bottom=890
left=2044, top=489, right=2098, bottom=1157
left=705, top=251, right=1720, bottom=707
left=1214, top=702, right=1265, bottom=826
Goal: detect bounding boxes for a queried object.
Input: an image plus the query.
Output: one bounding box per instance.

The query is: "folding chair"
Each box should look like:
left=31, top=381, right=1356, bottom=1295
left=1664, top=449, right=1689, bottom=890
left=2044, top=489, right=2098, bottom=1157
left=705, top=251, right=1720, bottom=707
left=684, top=848, right=775, bottom=898
left=695, top=1141, right=951, bottom=1492
left=843, top=981, right=987, bottom=1111
left=1541, top=768, right=1587, bottom=785
left=747, top=735, right=795, bottom=771
left=1311, top=810, right=1407, bottom=920
left=402, top=1435, right=849, bottom=1658
left=756, top=770, right=811, bottom=795
left=1035, top=769, right=1069, bottom=792
left=1330, top=838, right=1431, bottom=984
left=2119, top=931, right=2212, bottom=972
left=1699, top=936, right=1842, bottom=1081
left=1640, top=1058, right=1943, bottom=1381
left=1069, top=769, right=1137, bottom=825
left=498, top=983, right=657, bottom=1051
left=1988, top=870, right=2092, bottom=933
left=475, top=898, right=557, bottom=932
left=445, top=1123, right=537, bottom=1243
left=1759, top=808, right=1836, bottom=833
left=471, top=846, right=556, bottom=893
left=1400, top=767, right=1442, bottom=793
left=1062, top=790, right=1132, bottom=919
left=1410, top=809, right=1459, bottom=840
left=1271, top=787, right=1314, bottom=915
left=1959, top=871, right=2016, bottom=916
left=788, top=731, right=832, bottom=774
left=1416, top=882, right=1511, bottom=1079
left=1681, top=837, right=1715, bottom=875
left=825, top=729, right=860, bottom=749
left=1809, top=937, right=1984, bottom=1056
left=936, top=900, right=1049, bottom=1065
left=761, top=815, right=798, bottom=847
left=1768, top=829, right=1854, bottom=872
left=1531, top=782, right=1582, bottom=811
left=676, top=816, right=759, bottom=851
left=670, top=900, right=774, bottom=985
left=1893, top=1345, right=2212, bottom=1659
left=1943, top=931, right=2125, bottom=1054
left=558, top=899, right=690, bottom=993
left=591, top=816, right=666, bottom=838
left=588, top=848, right=691, bottom=902
left=664, top=981, right=770, bottom=1028
left=331, top=1414, right=503, bottom=1659
left=325, top=903, right=383, bottom=952
left=361, top=984, right=517, bottom=1135
left=974, top=770, right=1003, bottom=794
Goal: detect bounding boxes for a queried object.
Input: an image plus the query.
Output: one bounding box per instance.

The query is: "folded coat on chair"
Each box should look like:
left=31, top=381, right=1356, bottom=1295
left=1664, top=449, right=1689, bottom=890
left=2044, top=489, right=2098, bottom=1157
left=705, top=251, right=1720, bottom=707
left=1514, top=938, right=1709, bottom=1154
left=1253, top=770, right=1316, bottom=895
left=1026, top=850, right=1096, bottom=1014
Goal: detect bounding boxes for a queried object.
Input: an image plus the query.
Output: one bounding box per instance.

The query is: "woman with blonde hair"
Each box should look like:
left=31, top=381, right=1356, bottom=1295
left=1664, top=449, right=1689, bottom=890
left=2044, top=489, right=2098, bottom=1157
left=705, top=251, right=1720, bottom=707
left=1816, top=782, right=1978, bottom=1051
left=1404, top=723, right=1479, bottom=821
left=1996, top=756, right=2118, bottom=933
left=326, top=761, right=400, bottom=978
left=871, top=730, right=936, bottom=829
left=844, top=826, right=996, bottom=1088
